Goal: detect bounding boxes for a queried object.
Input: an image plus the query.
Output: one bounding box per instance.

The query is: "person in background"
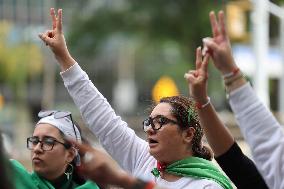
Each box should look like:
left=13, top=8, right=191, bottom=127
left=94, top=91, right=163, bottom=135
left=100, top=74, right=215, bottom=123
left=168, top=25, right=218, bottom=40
left=39, top=8, right=233, bottom=189
left=184, top=11, right=268, bottom=189
left=10, top=110, right=99, bottom=189
left=0, top=132, right=13, bottom=189
left=202, top=10, right=279, bottom=188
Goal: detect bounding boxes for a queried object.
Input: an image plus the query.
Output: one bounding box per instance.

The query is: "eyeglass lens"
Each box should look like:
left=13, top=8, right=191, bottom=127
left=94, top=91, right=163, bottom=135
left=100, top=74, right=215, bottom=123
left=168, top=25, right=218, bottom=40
left=27, top=137, right=56, bottom=151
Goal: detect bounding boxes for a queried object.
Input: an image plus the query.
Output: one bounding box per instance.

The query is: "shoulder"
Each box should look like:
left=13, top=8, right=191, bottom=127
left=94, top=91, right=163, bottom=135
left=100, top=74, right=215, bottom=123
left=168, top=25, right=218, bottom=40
left=157, top=177, right=224, bottom=189
left=9, top=159, right=28, bottom=172
left=187, top=178, right=224, bottom=189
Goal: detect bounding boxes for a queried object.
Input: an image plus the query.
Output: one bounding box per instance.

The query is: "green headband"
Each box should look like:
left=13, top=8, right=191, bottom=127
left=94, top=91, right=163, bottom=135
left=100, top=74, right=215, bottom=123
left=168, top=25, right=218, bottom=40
left=187, top=107, right=197, bottom=124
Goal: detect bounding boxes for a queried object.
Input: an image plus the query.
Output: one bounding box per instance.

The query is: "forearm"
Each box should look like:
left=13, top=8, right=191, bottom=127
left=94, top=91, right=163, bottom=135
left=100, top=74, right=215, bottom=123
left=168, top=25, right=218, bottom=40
left=60, top=63, right=148, bottom=172
left=198, top=103, right=234, bottom=157
left=229, top=83, right=284, bottom=189
left=55, top=52, right=76, bottom=71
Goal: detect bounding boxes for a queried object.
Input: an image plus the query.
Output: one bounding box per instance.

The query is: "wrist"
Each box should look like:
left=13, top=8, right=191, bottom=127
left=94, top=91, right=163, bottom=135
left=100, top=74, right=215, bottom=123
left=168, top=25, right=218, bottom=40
left=219, top=58, right=238, bottom=76
left=224, top=71, right=247, bottom=93
left=55, top=53, right=76, bottom=71
left=195, top=97, right=211, bottom=109
left=222, top=67, right=240, bottom=79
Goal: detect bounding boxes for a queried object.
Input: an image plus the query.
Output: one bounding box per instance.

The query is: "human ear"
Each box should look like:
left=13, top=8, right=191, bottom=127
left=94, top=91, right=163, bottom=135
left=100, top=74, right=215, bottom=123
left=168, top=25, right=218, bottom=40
left=66, top=147, right=76, bottom=163
left=182, top=127, right=195, bottom=144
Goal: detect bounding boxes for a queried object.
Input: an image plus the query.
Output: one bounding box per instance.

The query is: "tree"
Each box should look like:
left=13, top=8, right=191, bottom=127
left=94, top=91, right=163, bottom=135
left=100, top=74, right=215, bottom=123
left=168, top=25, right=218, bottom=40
left=0, top=21, right=43, bottom=100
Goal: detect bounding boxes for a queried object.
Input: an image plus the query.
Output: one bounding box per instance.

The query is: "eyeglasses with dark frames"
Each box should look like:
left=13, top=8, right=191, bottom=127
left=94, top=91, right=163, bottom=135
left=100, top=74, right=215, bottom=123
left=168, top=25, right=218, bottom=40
left=38, top=110, right=78, bottom=141
left=142, top=115, right=178, bottom=132
left=27, top=136, right=70, bottom=151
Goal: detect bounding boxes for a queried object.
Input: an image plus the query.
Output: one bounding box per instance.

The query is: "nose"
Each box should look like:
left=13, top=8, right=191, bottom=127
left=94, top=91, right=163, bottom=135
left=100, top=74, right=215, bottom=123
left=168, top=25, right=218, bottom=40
left=145, top=126, right=155, bottom=135
left=33, top=142, right=43, bottom=153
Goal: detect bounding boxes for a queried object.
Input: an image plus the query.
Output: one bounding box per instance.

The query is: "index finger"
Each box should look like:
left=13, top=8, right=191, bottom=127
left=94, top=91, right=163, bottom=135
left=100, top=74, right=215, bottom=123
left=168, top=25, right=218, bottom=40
left=218, top=11, right=227, bottom=37
left=50, top=8, right=56, bottom=30
left=201, top=54, right=210, bottom=74
left=67, top=139, right=90, bottom=156
left=209, top=11, right=220, bottom=38
left=56, top=9, right=63, bottom=33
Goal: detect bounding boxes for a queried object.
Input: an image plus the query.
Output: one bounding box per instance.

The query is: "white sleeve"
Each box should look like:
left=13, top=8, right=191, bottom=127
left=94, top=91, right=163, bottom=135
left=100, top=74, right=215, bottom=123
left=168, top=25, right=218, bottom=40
left=229, top=83, right=284, bottom=189
left=60, top=63, right=149, bottom=174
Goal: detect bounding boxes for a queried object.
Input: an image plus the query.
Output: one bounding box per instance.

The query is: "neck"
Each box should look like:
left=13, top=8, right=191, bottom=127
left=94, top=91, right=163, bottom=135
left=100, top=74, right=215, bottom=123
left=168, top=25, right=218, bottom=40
left=160, top=171, right=182, bottom=181
left=50, top=173, right=70, bottom=188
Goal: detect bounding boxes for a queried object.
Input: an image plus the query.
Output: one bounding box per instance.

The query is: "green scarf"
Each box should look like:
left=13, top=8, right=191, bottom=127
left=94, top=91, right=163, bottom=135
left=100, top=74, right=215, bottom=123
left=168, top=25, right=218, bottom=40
left=10, top=159, right=99, bottom=189
left=152, top=157, right=233, bottom=189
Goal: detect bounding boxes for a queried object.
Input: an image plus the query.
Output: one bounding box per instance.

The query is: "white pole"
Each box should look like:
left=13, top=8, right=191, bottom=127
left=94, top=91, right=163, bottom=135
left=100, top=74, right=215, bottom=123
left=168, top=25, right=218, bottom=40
left=279, top=18, right=284, bottom=115
left=251, top=0, right=270, bottom=107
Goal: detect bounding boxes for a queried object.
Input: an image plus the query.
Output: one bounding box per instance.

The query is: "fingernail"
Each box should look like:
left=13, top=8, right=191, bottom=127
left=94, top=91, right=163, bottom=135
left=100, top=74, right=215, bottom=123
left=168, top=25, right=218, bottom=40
left=202, top=38, right=210, bottom=43
left=184, top=73, right=189, bottom=79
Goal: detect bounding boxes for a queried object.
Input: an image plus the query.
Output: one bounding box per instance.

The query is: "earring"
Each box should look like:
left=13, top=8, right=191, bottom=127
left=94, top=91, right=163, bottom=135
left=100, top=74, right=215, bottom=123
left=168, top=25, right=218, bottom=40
left=64, top=163, right=73, bottom=180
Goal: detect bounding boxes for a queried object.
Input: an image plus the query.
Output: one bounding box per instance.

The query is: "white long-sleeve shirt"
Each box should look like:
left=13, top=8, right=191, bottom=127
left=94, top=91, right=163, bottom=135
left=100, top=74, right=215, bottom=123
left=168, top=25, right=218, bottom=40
left=60, top=63, right=223, bottom=189
left=229, top=83, right=284, bottom=189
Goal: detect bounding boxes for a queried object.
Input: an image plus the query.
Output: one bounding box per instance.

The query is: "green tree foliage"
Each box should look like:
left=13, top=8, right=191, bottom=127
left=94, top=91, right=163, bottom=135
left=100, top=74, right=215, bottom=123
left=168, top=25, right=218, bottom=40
left=68, top=0, right=223, bottom=58
left=67, top=1, right=225, bottom=107
left=0, top=21, right=43, bottom=99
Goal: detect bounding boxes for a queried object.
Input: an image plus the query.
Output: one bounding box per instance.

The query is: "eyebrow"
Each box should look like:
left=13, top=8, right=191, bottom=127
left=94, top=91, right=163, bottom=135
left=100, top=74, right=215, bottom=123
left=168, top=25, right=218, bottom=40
left=32, top=135, right=58, bottom=140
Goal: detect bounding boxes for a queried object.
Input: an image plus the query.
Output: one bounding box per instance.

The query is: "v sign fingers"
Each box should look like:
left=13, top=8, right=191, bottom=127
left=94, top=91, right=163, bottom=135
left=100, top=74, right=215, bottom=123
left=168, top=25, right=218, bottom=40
left=201, top=53, right=210, bottom=75
left=56, top=9, right=63, bottom=34
left=185, top=47, right=209, bottom=102
left=218, top=11, right=227, bottom=38
left=39, top=8, right=76, bottom=71
left=195, top=47, right=202, bottom=70
left=209, top=11, right=220, bottom=38
left=50, top=8, right=57, bottom=30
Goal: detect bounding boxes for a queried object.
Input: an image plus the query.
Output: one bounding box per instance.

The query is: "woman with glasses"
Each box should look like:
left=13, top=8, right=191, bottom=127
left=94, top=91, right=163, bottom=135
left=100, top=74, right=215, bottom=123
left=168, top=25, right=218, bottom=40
left=39, top=8, right=232, bottom=189
left=9, top=110, right=99, bottom=189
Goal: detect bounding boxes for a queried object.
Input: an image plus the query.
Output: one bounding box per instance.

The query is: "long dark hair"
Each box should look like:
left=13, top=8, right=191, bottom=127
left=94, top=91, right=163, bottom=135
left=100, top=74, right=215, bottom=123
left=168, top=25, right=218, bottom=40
left=158, top=96, right=213, bottom=160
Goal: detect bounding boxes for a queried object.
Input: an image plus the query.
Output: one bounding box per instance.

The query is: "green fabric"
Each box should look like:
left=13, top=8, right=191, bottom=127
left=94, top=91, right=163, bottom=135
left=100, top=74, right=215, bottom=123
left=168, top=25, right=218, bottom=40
left=10, top=159, right=99, bottom=189
left=166, top=157, right=233, bottom=189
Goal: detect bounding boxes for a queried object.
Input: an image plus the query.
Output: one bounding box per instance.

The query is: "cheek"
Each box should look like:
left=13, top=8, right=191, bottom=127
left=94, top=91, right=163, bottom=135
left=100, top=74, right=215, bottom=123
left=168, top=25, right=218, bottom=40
left=159, top=127, right=182, bottom=145
left=46, top=149, right=70, bottom=164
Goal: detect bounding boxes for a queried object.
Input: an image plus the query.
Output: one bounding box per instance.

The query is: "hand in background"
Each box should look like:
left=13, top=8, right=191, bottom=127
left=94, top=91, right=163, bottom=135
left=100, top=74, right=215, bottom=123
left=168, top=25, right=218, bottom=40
left=38, top=8, right=75, bottom=70
left=184, top=47, right=210, bottom=104
left=72, top=141, right=137, bottom=188
left=203, top=11, right=237, bottom=75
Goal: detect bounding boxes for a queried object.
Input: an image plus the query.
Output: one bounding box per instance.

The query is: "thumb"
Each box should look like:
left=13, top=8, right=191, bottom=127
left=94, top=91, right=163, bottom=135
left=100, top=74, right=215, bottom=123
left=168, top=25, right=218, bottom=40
left=38, top=32, right=53, bottom=46
left=184, top=73, right=196, bottom=83
left=203, top=38, right=218, bottom=53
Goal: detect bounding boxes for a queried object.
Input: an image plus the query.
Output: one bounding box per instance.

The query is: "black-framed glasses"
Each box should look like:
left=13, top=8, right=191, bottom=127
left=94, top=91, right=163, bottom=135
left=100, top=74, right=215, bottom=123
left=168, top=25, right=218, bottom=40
left=38, top=110, right=78, bottom=141
left=142, top=115, right=178, bottom=132
left=27, top=136, right=70, bottom=151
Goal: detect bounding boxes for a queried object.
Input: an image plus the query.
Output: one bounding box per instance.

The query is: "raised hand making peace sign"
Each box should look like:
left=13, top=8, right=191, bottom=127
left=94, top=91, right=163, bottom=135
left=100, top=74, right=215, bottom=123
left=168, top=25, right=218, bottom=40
left=39, top=8, right=75, bottom=71
left=202, top=11, right=238, bottom=75
left=184, top=47, right=210, bottom=105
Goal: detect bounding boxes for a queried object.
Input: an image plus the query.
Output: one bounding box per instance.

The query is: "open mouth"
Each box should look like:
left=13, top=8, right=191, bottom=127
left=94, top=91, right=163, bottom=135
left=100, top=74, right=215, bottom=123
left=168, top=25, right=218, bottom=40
left=148, top=138, right=158, bottom=144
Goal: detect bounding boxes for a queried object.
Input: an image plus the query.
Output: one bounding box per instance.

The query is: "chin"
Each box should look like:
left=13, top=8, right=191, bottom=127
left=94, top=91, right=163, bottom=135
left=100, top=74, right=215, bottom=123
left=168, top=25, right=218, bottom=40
left=149, top=149, right=162, bottom=161
left=33, top=164, right=44, bottom=173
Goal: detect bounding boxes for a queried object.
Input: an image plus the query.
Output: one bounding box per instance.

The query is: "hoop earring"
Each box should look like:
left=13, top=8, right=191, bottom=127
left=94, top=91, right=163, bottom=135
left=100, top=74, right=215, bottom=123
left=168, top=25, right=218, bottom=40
left=64, top=163, right=73, bottom=180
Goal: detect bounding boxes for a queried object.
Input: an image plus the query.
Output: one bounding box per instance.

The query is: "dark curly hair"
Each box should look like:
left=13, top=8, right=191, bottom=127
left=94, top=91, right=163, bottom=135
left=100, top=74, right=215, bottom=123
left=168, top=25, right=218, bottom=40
left=155, top=95, right=213, bottom=161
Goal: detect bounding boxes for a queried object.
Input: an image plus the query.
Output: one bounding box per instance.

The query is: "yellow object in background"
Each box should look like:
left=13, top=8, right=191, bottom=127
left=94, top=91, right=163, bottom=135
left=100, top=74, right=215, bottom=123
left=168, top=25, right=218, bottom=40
left=0, top=94, right=4, bottom=109
left=152, top=76, right=179, bottom=104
